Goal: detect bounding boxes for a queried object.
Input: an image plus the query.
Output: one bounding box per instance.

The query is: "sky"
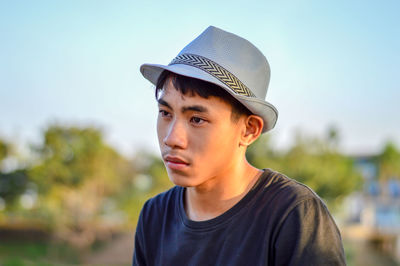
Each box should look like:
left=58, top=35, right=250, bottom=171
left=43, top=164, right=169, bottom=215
left=1, top=0, right=399, bottom=157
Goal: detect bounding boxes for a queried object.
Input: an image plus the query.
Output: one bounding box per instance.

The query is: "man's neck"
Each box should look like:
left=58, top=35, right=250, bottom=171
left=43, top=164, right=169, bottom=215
left=184, top=162, right=263, bottom=221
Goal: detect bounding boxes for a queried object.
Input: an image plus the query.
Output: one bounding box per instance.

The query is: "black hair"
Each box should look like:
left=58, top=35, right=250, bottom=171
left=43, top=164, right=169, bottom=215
left=155, top=70, right=252, bottom=122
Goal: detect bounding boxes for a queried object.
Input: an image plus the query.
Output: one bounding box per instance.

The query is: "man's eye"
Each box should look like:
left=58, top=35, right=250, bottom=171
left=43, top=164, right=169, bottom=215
left=159, top=110, right=170, bottom=117
left=190, top=117, right=205, bottom=125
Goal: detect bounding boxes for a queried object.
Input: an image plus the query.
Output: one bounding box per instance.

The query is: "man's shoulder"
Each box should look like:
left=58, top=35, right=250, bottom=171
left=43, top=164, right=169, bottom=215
left=264, top=169, right=319, bottom=196
left=260, top=169, right=327, bottom=212
left=263, top=170, right=346, bottom=265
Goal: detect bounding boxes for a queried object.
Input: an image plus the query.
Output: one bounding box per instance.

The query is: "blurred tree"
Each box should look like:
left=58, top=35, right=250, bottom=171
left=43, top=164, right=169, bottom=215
left=247, top=130, right=363, bottom=209
left=326, top=125, right=340, bottom=150
left=27, top=125, right=136, bottom=247
left=0, top=170, right=29, bottom=209
left=30, top=126, right=132, bottom=192
left=246, top=134, right=282, bottom=171
left=139, top=153, right=171, bottom=194
left=282, top=137, right=362, bottom=207
left=117, top=151, right=172, bottom=224
left=0, top=139, right=30, bottom=210
left=376, top=142, right=400, bottom=181
left=0, top=140, right=8, bottom=162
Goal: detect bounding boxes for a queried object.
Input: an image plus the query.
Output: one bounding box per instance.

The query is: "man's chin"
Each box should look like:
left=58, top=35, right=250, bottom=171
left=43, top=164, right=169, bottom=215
left=167, top=172, right=198, bottom=187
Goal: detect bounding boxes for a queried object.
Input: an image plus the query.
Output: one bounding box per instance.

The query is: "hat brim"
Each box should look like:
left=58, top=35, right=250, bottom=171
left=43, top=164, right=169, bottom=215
left=140, top=63, right=278, bottom=133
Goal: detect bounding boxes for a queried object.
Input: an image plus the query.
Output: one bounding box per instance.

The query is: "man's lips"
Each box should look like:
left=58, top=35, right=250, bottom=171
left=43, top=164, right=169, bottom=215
left=163, top=155, right=190, bottom=170
left=164, top=155, right=189, bottom=164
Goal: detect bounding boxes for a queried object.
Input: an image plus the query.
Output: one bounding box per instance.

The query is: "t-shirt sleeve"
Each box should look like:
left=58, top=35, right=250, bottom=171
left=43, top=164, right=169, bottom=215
left=133, top=202, right=148, bottom=266
left=273, top=197, right=346, bottom=266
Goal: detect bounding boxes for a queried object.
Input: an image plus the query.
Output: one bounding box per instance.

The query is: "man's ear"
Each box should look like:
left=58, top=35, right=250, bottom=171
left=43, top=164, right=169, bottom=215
left=239, top=115, right=264, bottom=147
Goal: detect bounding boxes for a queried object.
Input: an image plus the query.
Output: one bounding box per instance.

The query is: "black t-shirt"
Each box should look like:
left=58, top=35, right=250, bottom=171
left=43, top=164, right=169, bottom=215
left=133, top=169, right=346, bottom=266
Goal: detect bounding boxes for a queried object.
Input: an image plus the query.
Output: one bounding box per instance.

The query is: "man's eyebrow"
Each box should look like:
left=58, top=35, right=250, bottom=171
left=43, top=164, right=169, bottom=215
left=157, top=98, right=172, bottom=109
left=157, top=98, right=208, bottom=113
left=182, top=105, right=208, bottom=113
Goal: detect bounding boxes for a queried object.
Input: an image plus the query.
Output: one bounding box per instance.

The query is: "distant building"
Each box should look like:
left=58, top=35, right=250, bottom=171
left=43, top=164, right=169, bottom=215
left=350, top=155, right=400, bottom=232
left=345, top=155, right=400, bottom=261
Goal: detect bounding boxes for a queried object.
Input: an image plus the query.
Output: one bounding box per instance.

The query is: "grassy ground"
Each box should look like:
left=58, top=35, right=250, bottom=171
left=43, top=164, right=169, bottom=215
left=0, top=232, right=133, bottom=266
left=343, top=238, right=399, bottom=266
left=1, top=235, right=398, bottom=265
left=0, top=240, right=80, bottom=266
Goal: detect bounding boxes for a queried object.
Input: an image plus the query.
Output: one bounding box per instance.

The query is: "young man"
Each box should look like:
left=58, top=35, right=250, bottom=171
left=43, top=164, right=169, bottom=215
left=134, top=26, right=346, bottom=265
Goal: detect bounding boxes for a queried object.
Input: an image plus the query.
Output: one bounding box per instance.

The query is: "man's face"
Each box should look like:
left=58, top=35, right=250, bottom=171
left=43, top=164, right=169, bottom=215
left=157, top=78, right=244, bottom=188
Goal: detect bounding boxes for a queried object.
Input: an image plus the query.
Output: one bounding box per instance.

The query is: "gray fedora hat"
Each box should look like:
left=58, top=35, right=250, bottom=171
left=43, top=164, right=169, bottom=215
left=140, top=26, right=278, bottom=133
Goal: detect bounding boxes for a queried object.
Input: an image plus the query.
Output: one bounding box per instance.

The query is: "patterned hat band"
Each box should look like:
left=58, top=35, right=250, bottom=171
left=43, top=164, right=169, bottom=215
left=169, top=53, right=256, bottom=98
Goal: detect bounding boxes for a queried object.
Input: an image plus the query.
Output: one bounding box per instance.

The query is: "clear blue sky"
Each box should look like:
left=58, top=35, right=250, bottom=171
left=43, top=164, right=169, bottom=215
left=1, top=0, right=399, bottom=156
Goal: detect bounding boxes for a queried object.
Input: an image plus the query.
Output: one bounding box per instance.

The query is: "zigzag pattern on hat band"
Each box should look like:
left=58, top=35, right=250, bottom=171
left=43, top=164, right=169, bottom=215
left=169, top=54, right=256, bottom=98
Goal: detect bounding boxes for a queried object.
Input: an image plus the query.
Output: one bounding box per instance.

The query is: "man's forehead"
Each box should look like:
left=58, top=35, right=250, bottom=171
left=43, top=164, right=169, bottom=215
left=157, top=84, right=187, bottom=101
left=158, top=87, right=207, bottom=106
left=158, top=82, right=205, bottom=103
left=157, top=86, right=233, bottom=115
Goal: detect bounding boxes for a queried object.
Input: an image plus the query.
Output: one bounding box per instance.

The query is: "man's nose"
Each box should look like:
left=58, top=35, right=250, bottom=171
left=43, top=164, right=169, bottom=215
left=163, top=120, right=187, bottom=149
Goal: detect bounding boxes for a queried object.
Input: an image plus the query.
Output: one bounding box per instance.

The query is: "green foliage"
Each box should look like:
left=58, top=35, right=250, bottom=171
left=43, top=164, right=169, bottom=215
left=246, top=134, right=281, bottom=170
left=0, top=170, right=29, bottom=208
left=0, top=138, right=29, bottom=210
left=23, top=125, right=136, bottom=247
left=247, top=131, right=363, bottom=209
left=141, top=154, right=171, bottom=194
left=0, top=140, right=8, bottom=162
left=376, top=142, right=400, bottom=181
left=30, top=126, right=127, bottom=191
left=117, top=152, right=172, bottom=224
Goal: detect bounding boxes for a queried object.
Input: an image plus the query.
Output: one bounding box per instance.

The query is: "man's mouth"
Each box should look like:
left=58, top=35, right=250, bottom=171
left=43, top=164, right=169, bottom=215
left=163, top=155, right=190, bottom=170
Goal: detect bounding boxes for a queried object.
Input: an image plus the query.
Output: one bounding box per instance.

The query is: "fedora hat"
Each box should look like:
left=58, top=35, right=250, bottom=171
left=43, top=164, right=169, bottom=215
left=140, top=26, right=278, bottom=133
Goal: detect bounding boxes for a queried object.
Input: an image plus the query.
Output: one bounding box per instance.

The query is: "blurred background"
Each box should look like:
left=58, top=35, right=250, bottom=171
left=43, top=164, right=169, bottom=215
left=1, top=0, right=399, bottom=265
